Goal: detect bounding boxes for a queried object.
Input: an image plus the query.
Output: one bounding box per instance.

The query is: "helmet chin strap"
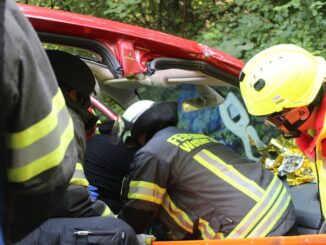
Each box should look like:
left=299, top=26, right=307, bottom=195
left=281, top=121, right=301, bottom=139
left=281, top=104, right=316, bottom=138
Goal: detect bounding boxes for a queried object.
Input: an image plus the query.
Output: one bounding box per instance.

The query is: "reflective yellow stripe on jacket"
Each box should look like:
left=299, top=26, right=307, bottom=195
left=198, top=218, right=216, bottom=240
left=70, top=162, right=89, bottom=187
left=194, top=149, right=291, bottom=238
left=162, top=193, right=193, bottom=233
left=7, top=89, right=74, bottom=183
left=194, top=149, right=264, bottom=202
left=101, top=204, right=112, bottom=217
left=316, top=148, right=326, bottom=218
left=128, top=180, right=166, bottom=204
left=128, top=180, right=194, bottom=233
left=314, top=109, right=326, bottom=218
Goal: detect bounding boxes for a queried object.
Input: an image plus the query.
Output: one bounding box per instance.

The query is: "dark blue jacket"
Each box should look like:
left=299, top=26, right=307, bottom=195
left=84, top=134, right=138, bottom=213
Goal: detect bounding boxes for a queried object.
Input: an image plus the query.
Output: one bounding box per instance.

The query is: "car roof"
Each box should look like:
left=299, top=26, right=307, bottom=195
left=19, top=4, right=244, bottom=80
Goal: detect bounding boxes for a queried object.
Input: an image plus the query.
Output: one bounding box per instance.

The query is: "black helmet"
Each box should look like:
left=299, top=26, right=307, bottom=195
left=110, top=100, right=178, bottom=145
left=133, top=101, right=178, bottom=142
left=47, top=50, right=99, bottom=130
left=46, top=50, right=95, bottom=101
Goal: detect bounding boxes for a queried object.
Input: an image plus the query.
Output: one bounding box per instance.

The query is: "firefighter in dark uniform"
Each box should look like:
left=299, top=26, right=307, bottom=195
left=1, top=1, right=75, bottom=243
left=14, top=50, right=138, bottom=245
left=45, top=49, right=112, bottom=218
left=112, top=100, right=297, bottom=240
left=85, top=121, right=139, bottom=214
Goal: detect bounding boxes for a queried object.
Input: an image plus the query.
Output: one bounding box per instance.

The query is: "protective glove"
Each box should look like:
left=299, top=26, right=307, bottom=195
left=136, top=234, right=156, bottom=245
left=88, top=184, right=99, bottom=202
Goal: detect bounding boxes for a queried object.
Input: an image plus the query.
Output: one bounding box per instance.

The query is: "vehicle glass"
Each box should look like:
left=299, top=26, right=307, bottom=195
left=95, top=96, right=124, bottom=122
left=138, top=85, right=278, bottom=158
left=181, top=93, right=225, bottom=112
left=43, top=43, right=102, bottom=63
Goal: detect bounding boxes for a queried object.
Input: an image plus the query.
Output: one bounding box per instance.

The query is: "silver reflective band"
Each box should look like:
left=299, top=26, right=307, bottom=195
left=10, top=107, right=71, bottom=167
left=194, top=149, right=264, bottom=201
left=227, top=176, right=285, bottom=238
left=128, top=184, right=165, bottom=202
left=71, top=168, right=87, bottom=180
left=248, top=186, right=291, bottom=237
left=162, top=194, right=194, bottom=233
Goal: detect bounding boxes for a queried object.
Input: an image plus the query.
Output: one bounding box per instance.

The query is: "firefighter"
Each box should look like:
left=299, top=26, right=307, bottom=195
left=112, top=100, right=296, bottom=240
left=1, top=1, right=75, bottom=242
left=239, top=44, right=326, bottom=217
left=45, top=49, right=112, bottom=218
left=15, top=50, right=138, bottom=245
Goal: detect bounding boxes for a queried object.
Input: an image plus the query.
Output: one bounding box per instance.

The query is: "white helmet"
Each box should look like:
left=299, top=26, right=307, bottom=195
left=110, top=100, right=178, bottom=145
left=110, top=100, right=155, bottom=144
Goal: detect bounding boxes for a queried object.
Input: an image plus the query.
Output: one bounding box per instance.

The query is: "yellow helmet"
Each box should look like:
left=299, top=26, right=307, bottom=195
left=240, top=44, right=326, bottom=116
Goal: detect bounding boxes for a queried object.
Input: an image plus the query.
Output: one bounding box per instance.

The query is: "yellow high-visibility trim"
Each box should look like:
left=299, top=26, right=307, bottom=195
left=128, top=193, right=162, bottom=204
left=215, top=232, right=224, bottom=239
left=70, top=163, right=88, bottom=186
left=69, top=178, right=89, bottom=187
left=162, top=194, right=193, bottom=233
left=203, top=150, right=264, bottom=194
left=198, top=218, right=215, bottom=240
left=101, top=205, right=112, bottom=217
left=75, top=162, right=84, bottom=171
left=129, top=181, right=166, bottom=194
left=7, top=90, right=66, bottom=149
left=227, top=176, right=281, bottom=238
left=194, top=151, right=262, bottom=202
left=259, top=195, right=291, bottom=237
left=248, top=188, right=290, bottom=237
left=8, top=118, right=74, bottom=182
left=128, top=181, right=166, bottom=204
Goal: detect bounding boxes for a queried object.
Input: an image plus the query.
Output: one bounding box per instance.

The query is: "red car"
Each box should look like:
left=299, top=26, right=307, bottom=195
left=20, top=4, right=326, bottom=245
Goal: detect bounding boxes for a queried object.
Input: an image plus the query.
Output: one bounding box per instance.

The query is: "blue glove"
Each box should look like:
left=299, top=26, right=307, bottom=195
left=88, top=184, right=99, bottom=202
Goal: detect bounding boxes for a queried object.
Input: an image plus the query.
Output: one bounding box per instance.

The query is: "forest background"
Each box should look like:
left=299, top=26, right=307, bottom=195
left=19, top=0, right=326, bottom=60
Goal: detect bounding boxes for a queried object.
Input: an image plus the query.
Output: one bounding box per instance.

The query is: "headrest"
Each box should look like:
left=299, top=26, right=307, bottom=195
left=46, top=49, right=95, bottom=99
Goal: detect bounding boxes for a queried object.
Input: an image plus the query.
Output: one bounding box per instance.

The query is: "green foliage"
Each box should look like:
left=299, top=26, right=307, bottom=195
left=197, top=0, right=326, bottom=60
left=21, top=0, right=325, bottom=60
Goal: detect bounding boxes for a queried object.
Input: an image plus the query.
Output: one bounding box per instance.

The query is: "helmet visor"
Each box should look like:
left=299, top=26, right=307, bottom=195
left=109, top=116, right=133, bottom=145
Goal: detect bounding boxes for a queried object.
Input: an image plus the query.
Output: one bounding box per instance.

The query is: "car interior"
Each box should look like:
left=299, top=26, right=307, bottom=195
left=38, top=30, right=324, bottom=237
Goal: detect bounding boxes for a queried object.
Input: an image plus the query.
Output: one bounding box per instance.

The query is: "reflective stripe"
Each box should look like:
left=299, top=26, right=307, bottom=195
left=70, top=163, right=89, bottom=187
left=248, top=187, right=291, bottom=237
left=7, top=89, right=66, bottom=149
left=101, top=205, right=112, bottom=217
left=128, top=181, right=166, bottom=205
left=194, top=149, right=264, bottom=202
left=198, top=218, right=216, bottom=240
left=162, top=194, right=193, bottom=233
left=9, top=107, right=71, bottom=167
left=215, top=232, right=224, bottom=239
left=227, top=175, right=283, bottom=238
left=195, top=149, right=290, bottom=238
left=8, top=116, right=74, bottom=182
left=316, top=149, right=326, bottom=217
left=75, top=162, right=84, bottom=171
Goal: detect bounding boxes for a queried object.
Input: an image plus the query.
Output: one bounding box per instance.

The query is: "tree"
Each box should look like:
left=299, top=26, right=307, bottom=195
left=20, top=0, right=325, bottom=61
left=197, top=0, right=326, bottom=60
